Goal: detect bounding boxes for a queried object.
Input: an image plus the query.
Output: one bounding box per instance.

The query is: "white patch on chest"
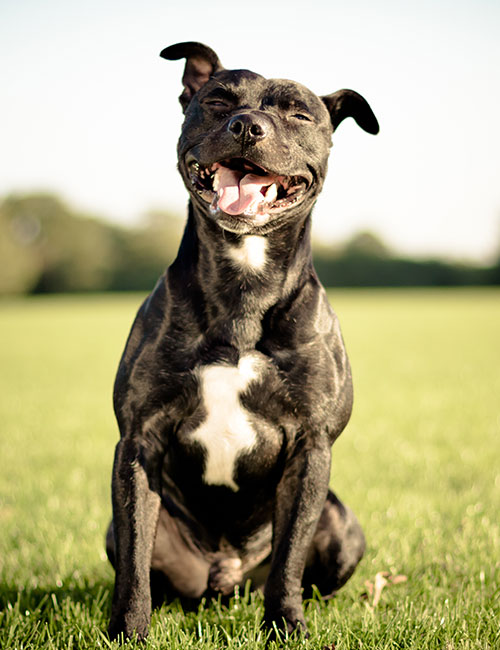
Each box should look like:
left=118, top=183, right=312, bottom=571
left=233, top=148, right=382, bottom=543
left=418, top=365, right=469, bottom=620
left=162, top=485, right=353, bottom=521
left=192, top=356, right=259, bottom=491
left=227, top=235, right=267, bottom=272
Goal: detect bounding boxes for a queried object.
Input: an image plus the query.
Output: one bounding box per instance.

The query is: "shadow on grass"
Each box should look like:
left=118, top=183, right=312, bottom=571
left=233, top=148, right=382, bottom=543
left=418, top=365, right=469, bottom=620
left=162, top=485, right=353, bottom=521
left=0, top=575, right=114, bottom=617
left=2, top=572, right=348, bottom=649
left=0, top=573, right=264, bottom=646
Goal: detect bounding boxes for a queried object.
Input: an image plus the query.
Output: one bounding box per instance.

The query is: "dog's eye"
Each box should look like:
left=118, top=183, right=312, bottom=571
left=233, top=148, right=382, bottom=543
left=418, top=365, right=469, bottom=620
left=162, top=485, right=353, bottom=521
left=205, top=100, right=230, bottom=109
left=292, top=113, right=312, bottom=122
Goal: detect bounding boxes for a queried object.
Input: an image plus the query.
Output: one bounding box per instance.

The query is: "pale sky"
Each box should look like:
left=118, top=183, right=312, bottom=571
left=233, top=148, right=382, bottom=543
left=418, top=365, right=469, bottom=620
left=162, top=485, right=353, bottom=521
left=2, top=0, right=500, bottom=262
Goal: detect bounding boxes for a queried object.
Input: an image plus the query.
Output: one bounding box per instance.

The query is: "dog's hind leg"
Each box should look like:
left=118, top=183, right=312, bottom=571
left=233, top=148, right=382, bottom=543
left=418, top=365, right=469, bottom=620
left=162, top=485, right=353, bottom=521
left=150, top=504, right=210, bottom=599
left=302, top=490, right=365, bottom=598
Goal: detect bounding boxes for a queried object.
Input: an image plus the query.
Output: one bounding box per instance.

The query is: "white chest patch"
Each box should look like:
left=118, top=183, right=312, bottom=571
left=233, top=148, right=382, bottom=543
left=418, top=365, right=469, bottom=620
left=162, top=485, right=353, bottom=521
left=227, top=235, right=267, bottom=272
left=192, top=356, right=259, bottom=491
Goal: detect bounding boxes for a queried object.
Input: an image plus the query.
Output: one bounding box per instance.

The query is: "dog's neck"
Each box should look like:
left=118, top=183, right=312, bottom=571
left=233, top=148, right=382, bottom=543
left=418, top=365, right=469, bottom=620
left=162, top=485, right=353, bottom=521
left=169, top=202, right=314, bottom=350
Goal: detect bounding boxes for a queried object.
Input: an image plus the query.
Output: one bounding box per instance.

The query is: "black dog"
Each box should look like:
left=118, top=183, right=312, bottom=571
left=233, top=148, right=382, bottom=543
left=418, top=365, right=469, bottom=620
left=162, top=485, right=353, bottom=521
left=106, top=41, right=379, bottom=642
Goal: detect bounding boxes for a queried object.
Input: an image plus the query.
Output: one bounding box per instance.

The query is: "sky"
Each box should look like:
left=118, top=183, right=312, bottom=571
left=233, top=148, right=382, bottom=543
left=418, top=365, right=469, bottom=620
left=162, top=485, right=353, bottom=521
left=1, top=0, right=500, bottom=262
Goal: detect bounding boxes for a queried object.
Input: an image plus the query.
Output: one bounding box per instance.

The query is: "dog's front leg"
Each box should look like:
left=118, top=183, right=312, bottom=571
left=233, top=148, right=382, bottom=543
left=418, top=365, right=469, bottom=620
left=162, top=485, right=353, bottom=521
left=108, top=437, right=161, bottom=641
left=264, top=433, right=331, bottom=638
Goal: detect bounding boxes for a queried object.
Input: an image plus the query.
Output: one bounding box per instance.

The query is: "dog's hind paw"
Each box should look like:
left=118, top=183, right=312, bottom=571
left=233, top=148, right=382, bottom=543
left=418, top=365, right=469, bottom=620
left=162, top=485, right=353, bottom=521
left=208, top=556, right=243, bottom=595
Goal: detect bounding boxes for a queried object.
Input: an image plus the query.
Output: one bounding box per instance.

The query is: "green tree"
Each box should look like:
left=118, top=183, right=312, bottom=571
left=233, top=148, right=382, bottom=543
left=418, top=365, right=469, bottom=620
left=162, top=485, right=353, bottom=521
left=108, top=209, right=184, bottom=291
left=0, top=193, right=118, bottom=293
left=0, top=200, right=41, bottom=294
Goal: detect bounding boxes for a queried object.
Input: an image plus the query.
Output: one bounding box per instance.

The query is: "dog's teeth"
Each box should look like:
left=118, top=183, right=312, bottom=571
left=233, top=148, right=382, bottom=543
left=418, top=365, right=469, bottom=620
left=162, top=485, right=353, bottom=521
left=265, top=183, right=278, bottom=203
left=213, top=168, right=221, bottom=191
left=210, top=193, right=220, bottom=214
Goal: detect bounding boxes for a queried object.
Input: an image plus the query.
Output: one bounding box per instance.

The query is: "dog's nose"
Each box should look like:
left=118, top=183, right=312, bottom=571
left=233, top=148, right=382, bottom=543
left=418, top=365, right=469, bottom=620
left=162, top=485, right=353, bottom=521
left=228, top=113, right=268, bottom=144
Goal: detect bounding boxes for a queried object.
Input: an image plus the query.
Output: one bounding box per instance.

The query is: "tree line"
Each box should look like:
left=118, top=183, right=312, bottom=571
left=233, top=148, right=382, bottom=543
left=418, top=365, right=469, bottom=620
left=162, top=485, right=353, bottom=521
left=1, top=192, right=499, bottom=295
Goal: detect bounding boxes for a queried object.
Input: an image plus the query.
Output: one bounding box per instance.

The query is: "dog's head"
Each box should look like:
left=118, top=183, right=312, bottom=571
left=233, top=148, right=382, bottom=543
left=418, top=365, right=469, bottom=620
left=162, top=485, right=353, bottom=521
left=161, top=42, right=379, bottom=235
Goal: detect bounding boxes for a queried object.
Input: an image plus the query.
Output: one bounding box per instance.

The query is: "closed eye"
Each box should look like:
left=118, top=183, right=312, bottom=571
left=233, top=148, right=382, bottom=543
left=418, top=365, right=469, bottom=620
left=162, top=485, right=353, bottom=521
left=292, top=113, right=313, bottom=122
left=205, top=99, right=230, bottom=108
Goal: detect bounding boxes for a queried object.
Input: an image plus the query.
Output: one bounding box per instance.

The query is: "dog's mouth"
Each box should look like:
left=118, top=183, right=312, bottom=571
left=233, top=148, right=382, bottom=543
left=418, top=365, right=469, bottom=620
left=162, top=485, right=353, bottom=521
left=187, top=157, right=312, bottom=220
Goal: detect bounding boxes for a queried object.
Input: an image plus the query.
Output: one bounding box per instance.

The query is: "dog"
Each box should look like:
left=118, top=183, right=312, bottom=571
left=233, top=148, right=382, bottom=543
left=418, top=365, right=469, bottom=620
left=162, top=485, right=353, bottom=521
left=106, top=41, right=379, bottom=642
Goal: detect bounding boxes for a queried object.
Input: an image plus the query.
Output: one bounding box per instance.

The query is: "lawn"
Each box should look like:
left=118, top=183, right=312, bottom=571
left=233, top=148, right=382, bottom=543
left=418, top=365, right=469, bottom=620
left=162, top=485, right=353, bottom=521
left=0, top=289, right=499, bottom=649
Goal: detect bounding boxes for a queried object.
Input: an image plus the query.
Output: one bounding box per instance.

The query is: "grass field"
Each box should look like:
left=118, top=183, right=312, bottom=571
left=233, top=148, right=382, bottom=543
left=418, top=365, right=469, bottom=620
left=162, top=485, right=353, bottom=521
left=0, top=289, right=499, bottom=649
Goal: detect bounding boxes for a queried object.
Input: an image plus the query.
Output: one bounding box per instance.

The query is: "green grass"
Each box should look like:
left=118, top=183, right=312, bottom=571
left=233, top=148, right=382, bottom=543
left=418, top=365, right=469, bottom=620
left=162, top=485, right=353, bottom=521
left=0, top=289, right=499, bottom=649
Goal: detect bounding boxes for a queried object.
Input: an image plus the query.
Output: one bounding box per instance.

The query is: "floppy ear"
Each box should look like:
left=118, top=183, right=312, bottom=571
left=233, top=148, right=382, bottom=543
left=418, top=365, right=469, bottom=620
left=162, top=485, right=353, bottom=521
left=322, top=89, right=379, bottom=134
left=160, top=41, right=224, bottom=111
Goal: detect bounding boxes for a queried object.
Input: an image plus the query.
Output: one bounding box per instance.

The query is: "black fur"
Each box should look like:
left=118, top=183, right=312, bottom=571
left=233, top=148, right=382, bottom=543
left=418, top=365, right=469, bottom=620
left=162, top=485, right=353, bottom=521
left=107, top=42, right=378, bottom=642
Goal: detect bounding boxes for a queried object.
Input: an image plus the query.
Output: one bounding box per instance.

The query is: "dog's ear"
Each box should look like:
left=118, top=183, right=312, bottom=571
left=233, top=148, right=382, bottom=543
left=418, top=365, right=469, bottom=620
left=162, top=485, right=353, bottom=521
left=160, top=42, right=224, bottom=112
left=322, top=90, right=379, bottom=134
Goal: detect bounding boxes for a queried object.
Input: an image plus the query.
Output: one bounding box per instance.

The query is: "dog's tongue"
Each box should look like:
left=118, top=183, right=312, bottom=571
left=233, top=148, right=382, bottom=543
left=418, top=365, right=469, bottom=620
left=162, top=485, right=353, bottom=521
left=215, top=166, right=276, bottom=215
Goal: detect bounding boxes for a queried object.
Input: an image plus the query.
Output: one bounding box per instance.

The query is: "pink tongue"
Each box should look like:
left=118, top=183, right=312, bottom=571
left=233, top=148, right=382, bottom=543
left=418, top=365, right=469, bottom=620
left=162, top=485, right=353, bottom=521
left=216, top=167, right=275, bottom=216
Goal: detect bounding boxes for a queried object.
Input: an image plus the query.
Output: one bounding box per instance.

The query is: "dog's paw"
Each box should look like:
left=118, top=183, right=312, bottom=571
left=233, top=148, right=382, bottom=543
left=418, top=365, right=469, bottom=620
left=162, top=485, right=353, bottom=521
left=208, top=556, right=243, bottom=595
left=263, top=606, right=309, bottom=642
left=108, top=608, right=150, bottom=643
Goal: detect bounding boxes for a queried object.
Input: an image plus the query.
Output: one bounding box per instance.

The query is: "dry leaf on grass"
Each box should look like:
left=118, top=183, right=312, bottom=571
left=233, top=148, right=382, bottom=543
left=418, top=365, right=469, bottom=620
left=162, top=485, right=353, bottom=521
left=361, top=571, right=407, bottom=610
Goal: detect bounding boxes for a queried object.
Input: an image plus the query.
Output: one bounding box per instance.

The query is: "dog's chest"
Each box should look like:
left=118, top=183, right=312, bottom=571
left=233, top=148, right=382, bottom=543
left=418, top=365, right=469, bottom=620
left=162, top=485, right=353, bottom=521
left=190, top=355, right=261, bottom=491
left=225, top=235, right=267, bottom=272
